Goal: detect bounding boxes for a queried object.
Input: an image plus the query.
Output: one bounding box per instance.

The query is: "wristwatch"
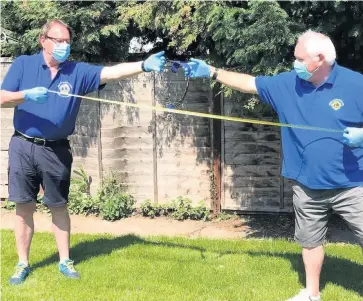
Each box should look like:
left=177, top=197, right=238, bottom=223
left=212, top=68, right=219, bottom=80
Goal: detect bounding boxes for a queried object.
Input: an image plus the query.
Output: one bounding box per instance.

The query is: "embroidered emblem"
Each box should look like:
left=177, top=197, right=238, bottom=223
left=57, top=82, right=72, bottom=97
left=329, top=99, right=344, bottom=111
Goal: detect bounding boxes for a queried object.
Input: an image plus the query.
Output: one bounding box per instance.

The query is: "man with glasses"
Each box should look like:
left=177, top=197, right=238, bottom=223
left=0, top=19, right=165, bottom=285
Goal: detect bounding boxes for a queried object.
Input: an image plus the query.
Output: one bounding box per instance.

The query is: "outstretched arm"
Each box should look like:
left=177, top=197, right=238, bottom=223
left=184, top=58, right=258, bottom=94
left=209, top=66, right=257, bottom=94
left=100, top=51, right=166, bottom=85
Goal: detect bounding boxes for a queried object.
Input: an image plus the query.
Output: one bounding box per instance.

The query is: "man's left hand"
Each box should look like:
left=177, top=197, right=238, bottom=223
left=343, top=127, right=363, bottom=147
left=183, top=58, right=211, bottom=78
left=142, top=51, right=166, bottom=72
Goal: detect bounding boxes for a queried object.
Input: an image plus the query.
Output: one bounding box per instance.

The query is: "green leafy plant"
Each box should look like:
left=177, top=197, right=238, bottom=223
left=2, top=199, right=15, bottom=210
left=169, top=196, right=193, bottom=221
left=215, top=211, right=236, bottom=221
left=67, top=166, right=98, bottom=215
left=189, top=200, right=210, bottom=221
left=100, top=193, right=135, bottom=221
left=97, top=171, right=122, bottom=206
left=140, top=199, right=167, bottom=218
left=98, top=171, right=136, bottom=221
left=140, top=197, right=210, bottom=221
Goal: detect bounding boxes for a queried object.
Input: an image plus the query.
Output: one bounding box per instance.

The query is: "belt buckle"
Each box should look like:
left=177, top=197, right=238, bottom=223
left=33, top=137, right=46, bottom=146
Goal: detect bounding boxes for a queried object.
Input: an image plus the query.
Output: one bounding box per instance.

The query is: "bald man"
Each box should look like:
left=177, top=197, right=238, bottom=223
left=183, top=30, right=363, bottom=301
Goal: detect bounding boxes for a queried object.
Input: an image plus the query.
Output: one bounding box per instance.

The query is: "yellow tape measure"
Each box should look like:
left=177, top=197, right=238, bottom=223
left=47, top=90, right=344, bottom=133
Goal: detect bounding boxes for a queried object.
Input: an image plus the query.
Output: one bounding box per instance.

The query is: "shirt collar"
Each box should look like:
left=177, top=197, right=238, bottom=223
left=324, top=62, right=339, bottom=85
left=299, top=62, right=339, bottom=88
left=39, top=50, right=66, bottom=70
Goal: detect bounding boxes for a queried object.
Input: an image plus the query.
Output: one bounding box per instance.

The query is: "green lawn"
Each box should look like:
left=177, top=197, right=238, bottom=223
left=1, top=229, right=362, bottom=301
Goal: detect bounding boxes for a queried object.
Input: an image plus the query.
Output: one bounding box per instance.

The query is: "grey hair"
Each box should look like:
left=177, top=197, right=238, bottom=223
left=40, top=19, right=72, bottom=39
left=298, top=30, right=336, bottom=65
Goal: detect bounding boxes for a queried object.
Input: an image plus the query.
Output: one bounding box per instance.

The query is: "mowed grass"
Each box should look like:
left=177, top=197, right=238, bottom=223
left=1, top=229, right=362, bottom=301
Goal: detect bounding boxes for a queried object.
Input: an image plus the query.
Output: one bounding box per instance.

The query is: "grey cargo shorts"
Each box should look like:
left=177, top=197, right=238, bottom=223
left=292, top=182, right=363, bottom=248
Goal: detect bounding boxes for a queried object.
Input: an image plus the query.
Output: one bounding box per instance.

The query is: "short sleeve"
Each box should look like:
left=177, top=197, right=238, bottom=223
left=1, top=56, right=24, bottom=92
left=77, top=63, right=105, bottom=95
left=255, top=75, right=281, bottom=111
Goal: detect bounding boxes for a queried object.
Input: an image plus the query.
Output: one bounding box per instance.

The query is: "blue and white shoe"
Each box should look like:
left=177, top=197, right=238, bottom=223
left=9, top=263, right=30, bottom=285
left=59, top=259, right=80, bottom=279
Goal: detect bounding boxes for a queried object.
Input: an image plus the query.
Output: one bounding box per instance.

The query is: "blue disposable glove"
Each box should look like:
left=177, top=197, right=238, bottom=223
left=22, top=87, right=48, bottom=104
left=142, top=51, right=166, bottom=72
left=343, top=127, right=363, bottom=147
left=183, top=58, right=211, bottom=78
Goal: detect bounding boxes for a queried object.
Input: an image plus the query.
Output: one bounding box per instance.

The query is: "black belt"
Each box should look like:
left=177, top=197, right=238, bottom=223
left=14, top=131, right=70, bottom=147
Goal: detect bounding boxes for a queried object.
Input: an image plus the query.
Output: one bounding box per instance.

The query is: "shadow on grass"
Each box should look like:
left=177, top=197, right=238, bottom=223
left=31, top=234, right=362, bottom=297
left=218, top=249, right=363, bottom=297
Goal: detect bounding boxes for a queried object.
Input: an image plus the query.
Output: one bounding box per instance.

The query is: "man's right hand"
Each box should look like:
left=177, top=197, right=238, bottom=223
left=22, top=87, right=48, bottom=104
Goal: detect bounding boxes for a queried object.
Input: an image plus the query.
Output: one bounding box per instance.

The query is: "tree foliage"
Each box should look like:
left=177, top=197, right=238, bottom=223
left=1, top=0, right=362, bottom=112
left=281, top=1, right=363, bottom=70
left=119, top=1, right=298, bottom=75
left=1, top=1, right=130, bottom=62
left=2, top=1, right=362, bottom=70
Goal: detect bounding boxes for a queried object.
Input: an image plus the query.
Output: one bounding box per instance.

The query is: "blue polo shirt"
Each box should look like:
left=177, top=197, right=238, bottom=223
left=255, top=63, right=363, bottom=189
left=1, top=51, right=104, bottom=139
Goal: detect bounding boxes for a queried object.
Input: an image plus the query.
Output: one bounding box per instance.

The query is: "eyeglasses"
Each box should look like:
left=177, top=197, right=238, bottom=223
left=45, top=35, right=71, bottom=44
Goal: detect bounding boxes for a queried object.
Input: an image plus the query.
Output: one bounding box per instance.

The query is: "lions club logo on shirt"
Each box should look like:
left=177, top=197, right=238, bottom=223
left=57, top=82, right=72, bottom=97
left=329, top=99, right=344, bottom=111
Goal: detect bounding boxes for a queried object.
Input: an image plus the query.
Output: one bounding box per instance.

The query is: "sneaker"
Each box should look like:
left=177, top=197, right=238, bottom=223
left=9, top=263, right=30, bottom=285
left=58, top=259, right=80, bottom=279
left=286, top=289, right=321, bottom=301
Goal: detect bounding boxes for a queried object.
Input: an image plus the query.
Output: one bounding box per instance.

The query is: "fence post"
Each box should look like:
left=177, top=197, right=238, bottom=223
left=279, top=131, right=285, bottom=209
left=152, top=73, right=159, bottom=204
left=211, top=83, right=222, bottom=216
left=97, top=88, right=103, bottom=185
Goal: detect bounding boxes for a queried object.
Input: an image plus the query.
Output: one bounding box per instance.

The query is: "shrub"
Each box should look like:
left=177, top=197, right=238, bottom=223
left=140, top=199, right=167, bottom=218
left=98, top=171, right=135, bottom=221
left=68, top=166, right=99, bottom=215
left=140, top=197, right=210, bottom=221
